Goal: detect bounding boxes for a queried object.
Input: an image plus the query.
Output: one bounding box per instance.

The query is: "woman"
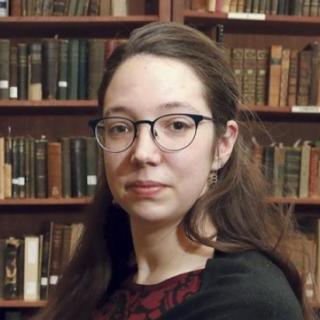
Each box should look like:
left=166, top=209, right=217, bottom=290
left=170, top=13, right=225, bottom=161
left=35, top=22, right=315, bottom=319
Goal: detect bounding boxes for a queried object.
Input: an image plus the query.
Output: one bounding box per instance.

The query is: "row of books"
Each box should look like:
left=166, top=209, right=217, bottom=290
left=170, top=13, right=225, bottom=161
left=253, top=140, right=320, bottom=198
left=187, top=0, right=320, bottom=16
left=0, top=311, right=22, bottom=320
left=0, top=0, right=142, bottom=17
left=0, top=38, right=122, bottom=101
left=229, top=42, right=320, bottom=107
left=0, top=222, right=84, bottom=301
left=0, top=135, right=100, bottom=200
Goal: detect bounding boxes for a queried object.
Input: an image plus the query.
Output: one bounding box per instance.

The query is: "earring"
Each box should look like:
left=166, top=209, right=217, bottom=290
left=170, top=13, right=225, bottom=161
left=208, top=170, right=218, bottom=188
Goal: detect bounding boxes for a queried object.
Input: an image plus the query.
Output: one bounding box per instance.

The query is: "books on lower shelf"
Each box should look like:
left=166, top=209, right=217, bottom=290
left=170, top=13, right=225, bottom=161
left=0, top=135, right=101, bottom=200
left=252, top=139, right=320, bottom=198
left=0, top=222, right=84, bottom=302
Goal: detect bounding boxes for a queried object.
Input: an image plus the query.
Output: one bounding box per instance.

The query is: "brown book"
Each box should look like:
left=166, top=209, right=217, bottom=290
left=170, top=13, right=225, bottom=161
left=279, top=48, right=290, bottom=107
left=88, top=0, right=100, bottom=15
left=35, top=136, right=48, bottom=199
left=231, top=48, right=244, bottom=98
left=297, top=49, right=312, bottom=106
left=0, top=39, right=10, bottom=99
left=309, top=41, right=320, bottom=106
left=60, top=225, right=72, bottom=272
left=47, top=142, right=62, bottom=198
left=53, top=0, right=67, bottom=15
left=273, top=144, right=286, bottom=197
left=237, top=0, right=245, bottom=11
left=268, top=45, right=282, bottom=107
left=17, top=43, right=28, bottom=100
left=10, top=0, right=21, bottom=15
left=9, top=46, right=18, bottom=100
left=4, top=135, right=12, bottom=199
left=191, top=0, right=206, bottom=10
left=308, top=147, right=320, bottom=198
left=229, top=0, right=238, bottom=11
left=256, top=49, right=268, bottom=106
left=61, top=137, right=71, bottom=198
left=242, top=48, right=257, bottom=105
left=0, top=137, right=4, bottom=199
left=100, top=0, right=111, bottom=15
left=287, top=49, right=298, bottom=106
left=28, top=43, right=42, bottom=100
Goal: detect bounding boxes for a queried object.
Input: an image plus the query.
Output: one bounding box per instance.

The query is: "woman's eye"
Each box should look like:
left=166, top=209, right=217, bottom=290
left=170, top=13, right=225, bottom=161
left=171, top=121, right=187, bottom=130
left=109, top=124, right=130, bottom=134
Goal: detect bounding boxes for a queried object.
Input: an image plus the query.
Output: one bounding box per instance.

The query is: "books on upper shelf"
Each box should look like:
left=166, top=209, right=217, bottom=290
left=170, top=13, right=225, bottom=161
left=0, top=38, right=124, bottom=101
left=251, top=139, right=320, bottom=199
left=0, top=134, right=101, bottom=200
left=227, top=41, right=320, bottom=108
left=6, top=0, right=158, bottom=17
left=0, top=222, right=84, bottom=302
left=186, top=0, right=320, bottom=16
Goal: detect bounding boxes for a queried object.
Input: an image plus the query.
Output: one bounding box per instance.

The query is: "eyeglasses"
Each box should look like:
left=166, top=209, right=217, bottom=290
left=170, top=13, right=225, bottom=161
left=88, top=113, right=215, bottom=153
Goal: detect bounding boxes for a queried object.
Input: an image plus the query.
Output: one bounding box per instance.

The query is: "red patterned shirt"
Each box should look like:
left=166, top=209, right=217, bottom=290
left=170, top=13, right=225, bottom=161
left=93, top=269, right=203, bottom=320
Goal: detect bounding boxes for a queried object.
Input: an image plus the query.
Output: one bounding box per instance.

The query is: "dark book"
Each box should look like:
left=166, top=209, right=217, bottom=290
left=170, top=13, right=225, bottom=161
left=9, top=46, right=18, bottom=100
left=61, top=137, right=71, bottom=198
left=263, top=145, right=274, bottom=192
left=40, top=230, right=50, bottom=300
left=231, top=48, right=244, bottom=98
left=88, top=39, right=105, bottom=99
left=43, top=39, right=59, bottom=99
left=33, top=0, right=43, bottom=15
left=9, top=0, right=21, bottom=16
left=245, top=0, right=253, bottom=12
left=11, top=137, right=19, bottom=198
left=42, top=0, right=53, bottom=15
left=255, top=49, right=268, bottom=106
left=0, top=39, right=10, bottom=99
left=70, top=137, right=87, bottom=197
left=85, top=137, right=98, bottom=196
left=242, top=48, right=257, bottom=105
left=17, top=43, right=28, bottom=100
left=17, top=137, right=25, bottom=198
left=78, top=39, right=88, bottom=100
left=309, top=41, right=320, bottom=106
left=272, top=145, right=286, bottom=197
left=25, top=136, right=35, bottom=198
left=278, top=0, right=286, bottom=14
left=297, top=48, right=312, bottom=106
left=4, top=311, right=23, bottom=320
left=53, top=0, right=67, bottom=15
left=89, top=0, right=100, bottom=15
left=28, top=42, right=43, bottom=100
left=75, top=0, right=86, bottom=15
left=67, top=39, right=80, bottom=99
left=258, top=0, right=267, bottom=12
left=48, top=142, right=62, bottom=198
left=61, top=224, right=72, bottom=272
left=35, top=136, right=48, bottom=198
left=284, top=147, right=301, bottom=197
left=0, top=239, right=5, bottom=298
left=17, top=239, right=24, bottom=299
left=270, top=0, right=279, bottom=14
left=290, top=0, right=303, bottom=15
left=57, top=39, right=69, bottom=100
left=287, top=49, right=298, bottom=106
left=3, top=238, right=21, bottom=299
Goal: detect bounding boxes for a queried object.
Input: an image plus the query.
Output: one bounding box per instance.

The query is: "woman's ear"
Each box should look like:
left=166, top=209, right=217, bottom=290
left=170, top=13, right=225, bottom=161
left=211, top=120, right=239, bottom=171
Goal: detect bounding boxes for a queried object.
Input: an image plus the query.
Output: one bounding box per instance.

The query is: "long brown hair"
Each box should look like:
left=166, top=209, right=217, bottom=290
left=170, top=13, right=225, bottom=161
left=34, top=22, right=316, bottom=320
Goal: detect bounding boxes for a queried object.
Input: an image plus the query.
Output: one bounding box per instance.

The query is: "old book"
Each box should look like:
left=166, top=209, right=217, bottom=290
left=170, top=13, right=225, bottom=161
left=88, top=39, right=105, bottom=99
left=9, top=46, right=18, bottom=100
left=287, top=49, right=298, bottom=106
left=256, top=49, right=268, bottom=106
left=67, top=0, right=77, bottom=15
left=299, top=142, right=311, bottom=198
left=242, top=48, right=257, bottom=105
left=263, top=146, right=274, bottom=191
left=0, top=39, right=10, bottom=99
left=237, top=0, right=245, bottom=11
left=252, top=0, right=259, bottom=12
left=57, top=39, right=69, bottom=100
left=297, top=48, right=312, bottom=106
left=75, top=0, right=86, bottom=15
left=273, top=144, right=286, bottom=197
left=10, top=0, right=21, bottom=15
left=283, top=147, right=301, bottom=197
left=25, top=136, right=35, bottom=198
left=4, top=135, right=12, bottom=198
left=265, top=0, right=271, bottom=14
left=278, top=0, right=286, bottom=14
left=24, top=236, right=40, bottom=301
left=40, top=230, right=50, bottom=300
left=42, top=0, right=53, bottom=15
left=33, top=0, right=43, bottom=15
left=111, top=0, right=128, bottom=15
left=67, top=39, right=79, bottom=99
left=43, top=39, right=59, bottom=99
left=231, top=48, right=244, bottom=98
left=35, top=136, right=48, bottom=199
left=48, top=142, right=62, bottom=198
left=0, top=0, right=8, bottom=16
left=279, top=48, right=290, bottom=107
left=258, top=0, right=267, bottom=12
left=70, top=137, right=87, bottom=197
left=85, top=137, right=98, bottom=197
left=309, top=41, right=320, bottom=106
left=290, top=0, right=303, bottom=15
left=229, top=0, right=238, bottom=11
left=206, top=0, right=216, bottom=12
left=0, top=137, right=4, bottom=199
left=270, top=0, right=279, bottom=14
left=245, top=0, right=253, bottom=12
left=17, top=137, right=25, bottom=198
left=88, top=0, right=100, bottom=15
left=28, top=43, right=42, bottom=100
left=11, top=138, right=19, bottom=198
left=78, top=39, right=88, bottom=99
left=60, top=224, right=72, bottom=271
left=303, top=0, right=311, bottom=15
left=61, top=137, right=71, bottom=198
left=53, top=0, right=67, bottom=15
left=268, top=45, right=282, bottom=107
left=0, top=239, right=5, bottom=298
left=309, top=147, right=320, bottom=197
left=17, top=43, right=28, bottom=100
left=310, top=0, right=318, bottom=15
left=100, top=0, right=111, bottom=15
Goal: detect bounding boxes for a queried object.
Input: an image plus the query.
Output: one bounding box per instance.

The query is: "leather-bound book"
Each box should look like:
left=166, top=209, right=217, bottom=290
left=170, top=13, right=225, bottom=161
left=299, top=142, right=311, bottom=198
left=61, top=137, right=71, bottom=198
left=67, top=39, right=79, bottom=99
left=89, top=0, right=100, bottom=15
left=242, top=48, right=257, bottom=105
left=70, top=137, right=87, bottom=197
left=256, top=49, right=268, bottom=106
left=268, top=44, right=282, bottom=107
left=85, top=137, right=98, bottom=196
left=279, top=48, right=290, bottom=107
left=35, top=136, right=48, bottom=198
left=57, top=39, right=69, bottom=100
left=0, top=39, right=10, bottom=99
left=287, top=49, right=298, bottom=106
left=297, top=49, right=312, bottom=106
left=283, top=147, right=301, bottom=197
left=40, top=230, right=50, bottom=300
left=25, top=136, right=35, bottom=198
left=10, top=0, right=21, bottom=15
left=28, top=43, right=42, bottom=101
left=78, top=39, right=88, bottom=100
left=309, top=41, right=320, bottom=106
left=9, top=46, right=18, bottom=100
left=100, top=0, right=111, bottom=15
left=43, top=39, right=59, bottom=99
left=11, top=137, right=19, bottom=198
left=47, top=142, right=62, bottom=198
left=42, top=0, right=53, bottom=15
left=53, top=0, right=67, bottom=15
left=309, top=147, right=320, bottom=198
left=17, top=43, right=28, bottom=100
left=17, top=137, right=25, bottom=198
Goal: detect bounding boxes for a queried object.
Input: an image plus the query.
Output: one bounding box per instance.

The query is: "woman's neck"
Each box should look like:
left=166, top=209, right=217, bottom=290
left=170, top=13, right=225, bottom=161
left=130, top=218, right=215, bottom=285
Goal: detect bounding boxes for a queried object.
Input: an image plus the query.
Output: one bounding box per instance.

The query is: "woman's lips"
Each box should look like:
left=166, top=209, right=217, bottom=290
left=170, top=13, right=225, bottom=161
left=126, top=180, right=166, bottom=197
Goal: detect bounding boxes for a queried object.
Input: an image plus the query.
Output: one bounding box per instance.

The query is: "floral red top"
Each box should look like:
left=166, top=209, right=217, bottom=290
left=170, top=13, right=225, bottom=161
left=93, top=269, right=203, bottom=320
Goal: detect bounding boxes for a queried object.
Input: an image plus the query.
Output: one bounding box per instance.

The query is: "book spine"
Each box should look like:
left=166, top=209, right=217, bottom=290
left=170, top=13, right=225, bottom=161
left=9, top=46, right=18, bottom=100
left=17, top=137, right=25, bottom=198
left=57, top=39, right=69, bottom=100
left=61, top=137, right=71, bottom=198
left=0, top=0, right=9, bottom=16
left=268, top=45, right=282, bottom=107
left=309, top=148, right=320, bottom=197
left=67, top=39, right=79, bottom=99
left=284, top=148, right=301, bottom=197
left=42, top=0, right=53, bottom=15
left=111, top=0, right=128, bottom=15
left=255, top=49, right=268, bottom=106
left=231, top=48, right=244, bottom=99
left=299, top=144, right=311, bottom=198
left=303, top=0, right=311, bottom=15
left=85, top=137, right=97, bottom=196
left=0, top=39, right=10, bottom=99
left=53, top=0, right=67, bottom=15
left=0, top=137, right=4, bottom=199
left=100, top=0, right=111, bottom=15
left=4, top=136, right=12, bottom=198
left=47, top=142, right=62, bottom=198
left=28, top=43, right=43, bottom=100
left=297, top=50, right=312, bottom=106
left=10, top=0, right=21, bottom=16
left=78, top=39, right=88, bottom=100
left=35, top=137, right=48, bottom=198
left=287, top=49, right=298, bottom=106
left=309, top=42, right=320, bottom=106
left=17, top=43, right=28, bottom=100
left=272, top=146, right=286, bottom=197
left=11, top=138, right=19, bottom=198
left=279, top=48, right=290, bottom=107
left=40, top=231, right=50, bottom=300
left=242, top=48, right=257, bottom=105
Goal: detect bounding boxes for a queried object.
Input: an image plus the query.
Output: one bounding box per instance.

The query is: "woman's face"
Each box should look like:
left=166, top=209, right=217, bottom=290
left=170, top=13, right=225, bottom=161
left=103, top=54, right=216, bottom=226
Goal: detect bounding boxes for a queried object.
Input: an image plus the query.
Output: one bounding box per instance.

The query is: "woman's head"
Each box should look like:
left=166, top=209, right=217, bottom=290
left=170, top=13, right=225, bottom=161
left=97, top=22, right=239, bottom=229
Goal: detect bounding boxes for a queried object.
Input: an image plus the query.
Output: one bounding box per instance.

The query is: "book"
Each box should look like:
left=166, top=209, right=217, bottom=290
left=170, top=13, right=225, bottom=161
left=0, top=0, right=8, bottom=16
left=268, top=45, right=282, bottom=107
left=35, top=136, right=48, bottom=198
left=17, top=137, right=25, bottom=198
left=231, top=48, right=244, bottom=98
left=58, top=39, right=69, bottom=100
left=9, top=46, right=18, bottom=100
left=0, top=239, right=5, bottom=298
left=28, top=43, right=42, bottom=101
left=0, top=137, right=4, bottom=199
left=0, top=39, right=10, bottom=99
left=61, top=137, right=71, bottom=198
left=85, top=137, right=98, bottom=196
left=111, top=0, right=128, bottom=15
left=299, top=142, right=311, bottom=198
left=255, top=49, right=268, bottom=106
left=4, top=134, right=12, bottom=198
left=309, top=41, right=320, bottom=106
left=273, top=144, right=286, bottom=196
left=78, top=39, right=88, bottom=100
left=47, top=142, right=62, bottom=198
left=242, top=48, right=257, bottom=105
left=287, top=49, right=298, bottom=106
left=297, top=48, right=312, bottom=106
left=279, top=48, right=290, bottom=107
left=17, top=43, right=28, bottom=100
left=309, top=147, right=320, bottom=197
left=100, top=0, right=111, bottom=15
left=68, top=39, right=80, bottom=99
left=283, top=147, right=301, bottom=197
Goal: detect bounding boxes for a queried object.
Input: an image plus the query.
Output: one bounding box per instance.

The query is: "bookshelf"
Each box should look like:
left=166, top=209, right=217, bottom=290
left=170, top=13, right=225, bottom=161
left=0, top=1, right=171, bottom=319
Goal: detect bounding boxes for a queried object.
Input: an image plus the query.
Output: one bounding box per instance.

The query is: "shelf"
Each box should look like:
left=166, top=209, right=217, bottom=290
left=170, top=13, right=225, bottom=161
left=0, top=100, right=99, bottom=115
left=0, top=197, right=92, bottom=206
left=266, top=197, right=320, bottom=205
left=0, top=300, right=46, bottom=308
left=184, top=11, right=320, bottom=35
left=0, top=15, right=158, bottom=38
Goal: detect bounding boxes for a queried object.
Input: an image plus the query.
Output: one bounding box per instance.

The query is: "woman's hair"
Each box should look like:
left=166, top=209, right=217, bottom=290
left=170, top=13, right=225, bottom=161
left=34, top=22, right=316, bottom=320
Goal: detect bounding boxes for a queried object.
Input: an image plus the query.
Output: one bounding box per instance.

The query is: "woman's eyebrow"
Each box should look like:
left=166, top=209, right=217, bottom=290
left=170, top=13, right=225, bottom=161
left=157, top=101, right=199, bottom=113
left=103, top=105, right=132, bottom=117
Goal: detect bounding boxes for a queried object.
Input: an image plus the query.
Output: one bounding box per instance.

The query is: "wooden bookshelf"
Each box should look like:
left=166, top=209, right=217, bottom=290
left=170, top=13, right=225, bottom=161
left=266, top=197, right=320, bottom=205
left=0, top=197, right=92, bottom=206
left=0, top=300, right=46, bottom=308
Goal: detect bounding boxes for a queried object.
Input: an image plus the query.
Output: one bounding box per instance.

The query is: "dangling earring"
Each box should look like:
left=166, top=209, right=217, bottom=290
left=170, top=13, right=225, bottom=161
left=208, top=170, right=218, bottom=188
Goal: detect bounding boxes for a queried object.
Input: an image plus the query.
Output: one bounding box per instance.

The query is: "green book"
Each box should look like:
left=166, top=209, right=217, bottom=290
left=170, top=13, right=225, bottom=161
left=58, top=39, right=69, bottom=100
left=78, top=39, right=88, bottom=100
left=0, top=39, right=10, bottom=99
left=17, top=43, right=28, bottom=100
left=67, top=39, right=80, bottom=99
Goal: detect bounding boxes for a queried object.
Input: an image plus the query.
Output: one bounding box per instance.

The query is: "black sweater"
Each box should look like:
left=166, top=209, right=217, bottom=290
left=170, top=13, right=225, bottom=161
left=163, top=250, right=304, bottom=320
